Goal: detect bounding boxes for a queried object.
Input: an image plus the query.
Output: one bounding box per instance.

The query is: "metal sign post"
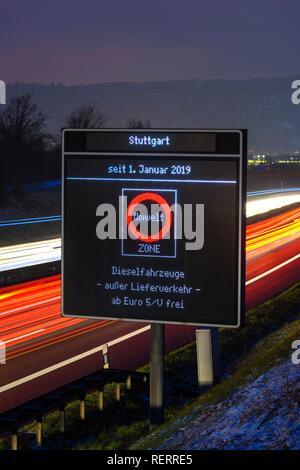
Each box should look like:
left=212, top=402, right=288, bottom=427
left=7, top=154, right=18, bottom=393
left=150, top=323, right=165, bottom=425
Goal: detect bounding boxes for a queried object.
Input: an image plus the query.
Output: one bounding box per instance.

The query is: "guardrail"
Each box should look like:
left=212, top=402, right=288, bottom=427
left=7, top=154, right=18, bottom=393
left=0, top=368, right=148, bottom=450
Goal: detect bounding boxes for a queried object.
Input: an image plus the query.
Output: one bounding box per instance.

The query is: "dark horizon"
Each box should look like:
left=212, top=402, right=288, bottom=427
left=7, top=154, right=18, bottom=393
left=5, top=73, right=300, bottom=88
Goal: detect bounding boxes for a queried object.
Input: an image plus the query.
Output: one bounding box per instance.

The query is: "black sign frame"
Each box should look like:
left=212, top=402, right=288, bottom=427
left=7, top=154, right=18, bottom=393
left=62, top=129, right=247, bottom=328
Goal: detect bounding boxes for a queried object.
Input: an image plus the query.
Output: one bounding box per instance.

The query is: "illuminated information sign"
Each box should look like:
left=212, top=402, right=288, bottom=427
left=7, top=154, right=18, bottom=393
left=62, top=129, right=246, bottom=327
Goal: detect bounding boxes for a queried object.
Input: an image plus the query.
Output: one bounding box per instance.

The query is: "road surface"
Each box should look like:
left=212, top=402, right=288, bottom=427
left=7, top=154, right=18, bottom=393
left=1, top=188, right=300, bottom=272
left=0, top=206, right=300, bottom=412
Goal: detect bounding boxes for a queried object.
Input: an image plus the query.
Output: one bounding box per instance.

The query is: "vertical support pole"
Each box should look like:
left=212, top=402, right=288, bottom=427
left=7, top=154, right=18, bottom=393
left=196, top=327, right=220, bottom=386
left=149, top=323, right=165, bottom=425
left=36, top=417, right=43, bottom=446
left=115, top=382, right=121, bottom=401
left=79, top=395, right=86, bottom=421
left=98, top=389, right=104, bottom=411
left=59, top=406, right=65, bottom=434
left=126, top=374, right=132, bottom=390
left=11, top=431, right=18, bottom=450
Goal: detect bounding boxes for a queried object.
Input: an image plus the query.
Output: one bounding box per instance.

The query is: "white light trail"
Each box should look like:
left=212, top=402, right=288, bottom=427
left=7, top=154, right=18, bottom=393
left=246, top=193, right=300, bottom=217
left=0, top=191, right=300, bottom=272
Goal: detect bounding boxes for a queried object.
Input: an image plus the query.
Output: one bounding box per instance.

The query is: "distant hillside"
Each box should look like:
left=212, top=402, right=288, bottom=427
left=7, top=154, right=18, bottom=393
left=7, top=77, right=300, bottom=152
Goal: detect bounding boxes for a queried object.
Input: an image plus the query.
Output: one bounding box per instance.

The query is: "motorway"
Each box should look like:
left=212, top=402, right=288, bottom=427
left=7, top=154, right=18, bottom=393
left=1, top=188, right=300, bottom=272
left=246, top=206, right=300, bottom=308
left=0, top=203, right=300, bottom=412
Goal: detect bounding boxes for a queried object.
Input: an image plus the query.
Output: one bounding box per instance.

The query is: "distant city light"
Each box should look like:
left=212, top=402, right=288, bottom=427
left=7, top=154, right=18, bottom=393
left=248, top=152, right=300, bottom=167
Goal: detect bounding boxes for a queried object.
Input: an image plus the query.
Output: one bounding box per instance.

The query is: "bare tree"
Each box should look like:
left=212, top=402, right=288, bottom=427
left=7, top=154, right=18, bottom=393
left=66, top=104, right=108, bottom=128
left=0, top=94, right=47, bottom=194
left=127, top=117, right=152, bottom=129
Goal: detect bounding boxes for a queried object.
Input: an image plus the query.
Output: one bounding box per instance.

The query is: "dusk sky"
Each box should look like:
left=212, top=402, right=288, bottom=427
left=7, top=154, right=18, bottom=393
left=1, top=0, right=299, bottom=84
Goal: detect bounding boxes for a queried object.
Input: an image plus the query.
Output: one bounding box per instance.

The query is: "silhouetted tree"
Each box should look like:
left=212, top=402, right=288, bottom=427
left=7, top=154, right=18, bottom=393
left=127, top=118, right=152, bottom=129
left=0, top=94, right=48, bottom=195
left=66, top=104, right=108, bottom=128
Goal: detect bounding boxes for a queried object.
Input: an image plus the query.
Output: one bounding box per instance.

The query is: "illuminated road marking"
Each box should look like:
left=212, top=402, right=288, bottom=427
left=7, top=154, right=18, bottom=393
left=0, top=325, right=150, bottom=393
left=0, top=217, right=61, bottom=227
left=5, top=320, right=113, bottom=361
left=4, top=329, right=46, bottom=344
left=0, top=296, right=60, bottom=316
left=247, top=188, right=300, bottom=197
left=246, top=253, right=300, bottom=285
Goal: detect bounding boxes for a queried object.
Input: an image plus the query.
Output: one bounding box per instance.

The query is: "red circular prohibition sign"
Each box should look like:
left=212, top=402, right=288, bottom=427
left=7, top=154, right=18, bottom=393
left=127, top=192, right=172, bottom=243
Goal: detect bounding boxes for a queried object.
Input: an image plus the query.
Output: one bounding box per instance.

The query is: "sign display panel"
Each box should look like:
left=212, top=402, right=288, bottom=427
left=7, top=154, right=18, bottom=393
left=62, top=129, right=246, bottom=327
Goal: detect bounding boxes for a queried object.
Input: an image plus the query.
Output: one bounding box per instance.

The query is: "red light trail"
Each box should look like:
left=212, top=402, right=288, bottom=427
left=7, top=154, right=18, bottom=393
left=0, top=206, right=299, bottom=412
left=1, top=206, right=300, bottom=359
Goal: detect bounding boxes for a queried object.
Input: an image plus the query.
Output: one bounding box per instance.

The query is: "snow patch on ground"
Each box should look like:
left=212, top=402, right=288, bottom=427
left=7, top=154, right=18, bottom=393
left=160, top=360, right=300, bottom=450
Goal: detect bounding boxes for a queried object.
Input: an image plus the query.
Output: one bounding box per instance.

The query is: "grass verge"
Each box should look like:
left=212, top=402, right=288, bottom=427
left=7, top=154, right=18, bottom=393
left=134, top=313, right=300, bottom=449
